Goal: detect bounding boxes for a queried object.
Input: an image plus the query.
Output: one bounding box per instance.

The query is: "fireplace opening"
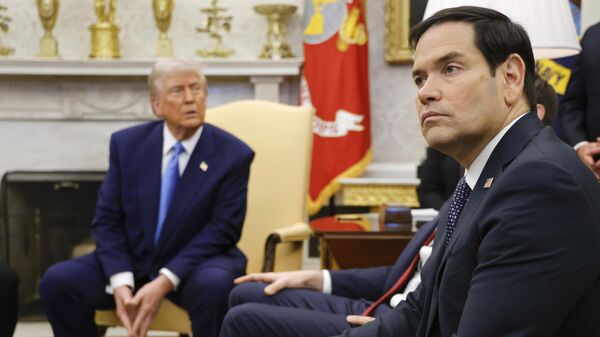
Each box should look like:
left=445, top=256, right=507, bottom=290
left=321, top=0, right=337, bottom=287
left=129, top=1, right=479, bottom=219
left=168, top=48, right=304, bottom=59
left=0, top=171, right=104, bottom=320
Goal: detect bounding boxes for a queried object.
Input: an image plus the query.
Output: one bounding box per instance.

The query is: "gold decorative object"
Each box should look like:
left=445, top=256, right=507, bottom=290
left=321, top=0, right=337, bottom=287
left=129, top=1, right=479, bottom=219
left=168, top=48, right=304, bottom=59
left=254, top=4, right=296, bottom=60
left=338, top=182, right=420, bottom=208
left=89, top=0, right=120, bottom=59
left=153, top=0, right=173, bottom=57
left=0, top=4, right=14, bottom=56
left=196, top=0, right=234, bottom=58
left=36, top=0, right=60, bottom=58
left=384, top=0, right=411, bottom=63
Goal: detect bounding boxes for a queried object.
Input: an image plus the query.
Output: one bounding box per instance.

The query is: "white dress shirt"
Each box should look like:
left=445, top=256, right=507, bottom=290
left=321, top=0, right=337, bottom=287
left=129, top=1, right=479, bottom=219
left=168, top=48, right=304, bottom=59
left=107, top=123, right=204, bottom=293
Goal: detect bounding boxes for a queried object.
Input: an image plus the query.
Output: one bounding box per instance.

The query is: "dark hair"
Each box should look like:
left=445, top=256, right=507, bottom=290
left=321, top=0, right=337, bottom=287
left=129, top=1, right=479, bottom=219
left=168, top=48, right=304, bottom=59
left=409, top=6, right=536, bottom=109
left=534, top=75, right=558, bottom=126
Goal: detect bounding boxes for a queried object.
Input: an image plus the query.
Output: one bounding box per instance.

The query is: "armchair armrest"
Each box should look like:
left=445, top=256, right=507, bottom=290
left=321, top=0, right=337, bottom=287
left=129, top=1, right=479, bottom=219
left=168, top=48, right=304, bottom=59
left=262, top=222, right=311, bottom=272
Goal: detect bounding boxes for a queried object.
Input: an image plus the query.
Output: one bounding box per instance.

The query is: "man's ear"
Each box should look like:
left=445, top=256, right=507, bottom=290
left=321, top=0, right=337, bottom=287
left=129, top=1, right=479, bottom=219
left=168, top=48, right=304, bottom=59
left=150, top=96, right=162, bottom=118
left=502, top=53, right=526, bottom=106
left=536, top=103, right=546, bottom=121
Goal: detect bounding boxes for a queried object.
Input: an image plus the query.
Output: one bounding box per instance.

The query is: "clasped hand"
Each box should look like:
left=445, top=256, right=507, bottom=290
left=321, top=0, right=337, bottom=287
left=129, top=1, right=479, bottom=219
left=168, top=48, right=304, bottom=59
left=113, top=275, right=173, bottom=337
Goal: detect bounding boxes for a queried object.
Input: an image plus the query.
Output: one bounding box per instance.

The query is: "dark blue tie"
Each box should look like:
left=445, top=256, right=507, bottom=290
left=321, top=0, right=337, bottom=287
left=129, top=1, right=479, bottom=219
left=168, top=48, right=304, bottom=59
left=155, top=142, right=185, bottom=246
left=445, top=176, right=471, bottom=247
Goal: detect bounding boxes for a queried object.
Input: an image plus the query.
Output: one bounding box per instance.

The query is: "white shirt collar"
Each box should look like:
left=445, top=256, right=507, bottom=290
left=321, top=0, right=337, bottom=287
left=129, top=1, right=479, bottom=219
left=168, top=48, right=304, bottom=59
left=162, top=123, right=204, bottom=156
left=464, top=113, right=528, bottom=189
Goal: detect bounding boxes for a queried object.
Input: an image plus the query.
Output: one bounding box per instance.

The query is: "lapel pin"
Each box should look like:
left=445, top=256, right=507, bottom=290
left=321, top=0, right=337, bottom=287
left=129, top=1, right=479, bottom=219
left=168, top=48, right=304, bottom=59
left=199, top=161, right=208, bottom=172
left=484, top=177, right=494, bottom=189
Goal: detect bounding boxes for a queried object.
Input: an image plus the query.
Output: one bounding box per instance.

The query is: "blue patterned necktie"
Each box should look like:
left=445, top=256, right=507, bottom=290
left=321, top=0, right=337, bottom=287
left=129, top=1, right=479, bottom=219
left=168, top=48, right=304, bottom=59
left=445, top=176, right=472, bottom=247
left=155, top=142, right=185, bottom=246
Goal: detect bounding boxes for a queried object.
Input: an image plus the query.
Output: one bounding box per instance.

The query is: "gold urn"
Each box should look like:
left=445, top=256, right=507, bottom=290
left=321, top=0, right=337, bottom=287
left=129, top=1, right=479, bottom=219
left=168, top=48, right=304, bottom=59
left=36, top=0, right=60, bottom=58
left=153, top=0, right=174, bottom=57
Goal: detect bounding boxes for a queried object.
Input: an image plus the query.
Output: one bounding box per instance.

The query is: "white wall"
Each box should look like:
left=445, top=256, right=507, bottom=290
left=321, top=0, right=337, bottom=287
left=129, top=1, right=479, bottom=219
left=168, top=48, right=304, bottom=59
left=0, top=0, right=429, bottom=173
left=582, top=0, right=600, bottom=32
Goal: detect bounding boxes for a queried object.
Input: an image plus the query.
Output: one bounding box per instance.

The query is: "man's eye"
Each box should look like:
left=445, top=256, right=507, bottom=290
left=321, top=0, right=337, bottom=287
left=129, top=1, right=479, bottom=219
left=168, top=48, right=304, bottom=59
left=445, top=65, right=459, bottom=74
left=414, top=76, right=426, bottom=88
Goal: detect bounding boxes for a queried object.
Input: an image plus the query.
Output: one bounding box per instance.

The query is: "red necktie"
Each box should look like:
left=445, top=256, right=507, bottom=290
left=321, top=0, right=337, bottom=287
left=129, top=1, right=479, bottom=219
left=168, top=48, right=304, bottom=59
left=361, top=230, right=436, bottom=316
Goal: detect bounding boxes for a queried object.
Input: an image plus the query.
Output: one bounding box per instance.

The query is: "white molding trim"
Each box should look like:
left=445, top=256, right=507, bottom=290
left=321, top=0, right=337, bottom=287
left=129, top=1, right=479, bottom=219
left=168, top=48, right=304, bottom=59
left=0, top=58, right=304, bottom=77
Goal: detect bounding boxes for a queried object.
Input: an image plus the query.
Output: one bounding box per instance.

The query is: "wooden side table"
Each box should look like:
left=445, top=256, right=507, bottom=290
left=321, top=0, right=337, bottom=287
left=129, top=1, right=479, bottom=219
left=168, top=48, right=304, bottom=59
left=313, top=229, right=414, bottom=270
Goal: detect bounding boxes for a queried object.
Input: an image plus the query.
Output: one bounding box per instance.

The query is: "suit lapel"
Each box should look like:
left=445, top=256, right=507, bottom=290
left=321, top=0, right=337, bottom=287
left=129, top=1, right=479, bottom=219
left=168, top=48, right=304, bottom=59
left=425, top=112, right=544, bottom=335
left=441, top=112, right=544, bottom=261
left=138, top=123, right=164, bottom=252
left=154, top=124, right=217, bottom=252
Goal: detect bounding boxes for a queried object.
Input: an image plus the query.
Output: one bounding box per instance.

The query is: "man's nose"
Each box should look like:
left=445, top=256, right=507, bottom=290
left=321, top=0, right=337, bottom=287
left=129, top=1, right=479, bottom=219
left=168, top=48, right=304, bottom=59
left=416, top=78, right=441, bottom=105
left=184, top=87, right=194, bottom=103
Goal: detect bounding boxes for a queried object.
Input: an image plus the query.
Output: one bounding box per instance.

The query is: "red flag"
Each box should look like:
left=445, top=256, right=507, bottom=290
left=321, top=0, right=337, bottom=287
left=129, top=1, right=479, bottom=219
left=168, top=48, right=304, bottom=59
left=302, top=0, right=371, bottom=215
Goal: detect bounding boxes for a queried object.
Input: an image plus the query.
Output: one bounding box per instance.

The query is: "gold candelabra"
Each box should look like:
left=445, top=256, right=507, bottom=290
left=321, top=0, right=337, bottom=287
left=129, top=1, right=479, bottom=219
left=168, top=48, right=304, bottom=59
left=153, top=0, right=173, bottom=57
left=254, top=4, right=296, bottom=60
left=36, top=0, right=60, bottom=58
left=196, top=0, right=234, bottom=58
left=0, top=4, right=14, bottom=56
left=89, top=0, right=120, bottom=59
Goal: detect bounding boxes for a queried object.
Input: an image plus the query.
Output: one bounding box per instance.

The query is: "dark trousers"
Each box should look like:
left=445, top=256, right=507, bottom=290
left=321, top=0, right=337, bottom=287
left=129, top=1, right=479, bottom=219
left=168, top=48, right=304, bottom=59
left=220, top=282, right=391, bottom=337
left=40, top=253, right=244, bottom=337
left=0, top=262, right=19, bottom=337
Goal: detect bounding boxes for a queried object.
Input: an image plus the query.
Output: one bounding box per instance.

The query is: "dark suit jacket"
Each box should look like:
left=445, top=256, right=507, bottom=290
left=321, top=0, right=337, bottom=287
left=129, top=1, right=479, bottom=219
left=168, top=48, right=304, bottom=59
left=91, top=121, right=254, bottom=282
left=338, top=112, right=600, bottom=337
left=559, top=22, right=600, bottom=146
left=417, top=148, right=462, bottom=209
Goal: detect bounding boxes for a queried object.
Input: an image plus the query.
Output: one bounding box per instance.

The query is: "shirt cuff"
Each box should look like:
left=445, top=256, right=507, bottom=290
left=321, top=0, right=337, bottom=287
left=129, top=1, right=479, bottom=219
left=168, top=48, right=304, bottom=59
left=574, top=141, right=589, bottom=151
left=159, top=268, right=180, bottom=290
left=107, top=271, right=134, bottom=294
left=322, top=270, right=332, bottom=294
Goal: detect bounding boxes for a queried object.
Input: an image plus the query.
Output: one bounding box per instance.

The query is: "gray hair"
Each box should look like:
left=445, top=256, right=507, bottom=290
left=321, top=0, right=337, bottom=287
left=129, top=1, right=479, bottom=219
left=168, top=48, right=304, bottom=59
left=148, top=58, right=207, bottom=97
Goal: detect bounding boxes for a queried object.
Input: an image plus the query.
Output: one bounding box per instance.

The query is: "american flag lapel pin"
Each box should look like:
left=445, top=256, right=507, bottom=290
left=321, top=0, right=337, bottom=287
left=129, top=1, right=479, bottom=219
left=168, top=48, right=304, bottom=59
left=484, top=177, right=494, bottom=189
left=199, top=161, right=208, bottom=172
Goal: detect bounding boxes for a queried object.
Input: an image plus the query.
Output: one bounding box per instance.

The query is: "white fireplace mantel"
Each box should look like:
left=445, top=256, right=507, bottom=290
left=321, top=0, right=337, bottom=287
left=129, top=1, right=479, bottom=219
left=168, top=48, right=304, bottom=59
left=0, top=58, right=303, bottom=121
left=0, top=58, right=304, bottom=77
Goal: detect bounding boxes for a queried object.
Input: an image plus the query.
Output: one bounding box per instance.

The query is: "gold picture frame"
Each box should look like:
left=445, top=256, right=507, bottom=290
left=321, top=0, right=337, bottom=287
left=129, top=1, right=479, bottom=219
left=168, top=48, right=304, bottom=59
left=384, top=0, right=428, bottom=63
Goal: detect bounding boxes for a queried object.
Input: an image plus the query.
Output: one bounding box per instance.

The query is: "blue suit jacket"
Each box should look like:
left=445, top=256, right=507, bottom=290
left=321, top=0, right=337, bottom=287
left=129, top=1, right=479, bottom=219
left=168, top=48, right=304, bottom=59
left=91, top=121, right=254, bottom=282
left=338, top=112, right=600, bottom=337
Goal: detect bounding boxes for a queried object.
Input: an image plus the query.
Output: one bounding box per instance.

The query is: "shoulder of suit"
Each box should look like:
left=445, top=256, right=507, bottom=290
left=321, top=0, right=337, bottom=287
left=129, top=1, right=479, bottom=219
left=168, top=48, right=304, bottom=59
left=204, top=123, right=254, bottom=157
left=112, top=120, right=162, bottom=142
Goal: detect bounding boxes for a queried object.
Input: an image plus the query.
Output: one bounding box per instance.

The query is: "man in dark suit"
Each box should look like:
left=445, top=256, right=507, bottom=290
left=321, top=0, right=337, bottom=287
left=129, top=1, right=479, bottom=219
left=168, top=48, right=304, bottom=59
left=220, top=211, right=442, bottom=337
left=224, top=6, right=600, bottom=337
left=559, top=22, right=600, bottom=178
left=417, top=74, right=558, bottom=210
left=0, top=262, right=19, bottom=337
left=40, top=59, right=254, bottom=337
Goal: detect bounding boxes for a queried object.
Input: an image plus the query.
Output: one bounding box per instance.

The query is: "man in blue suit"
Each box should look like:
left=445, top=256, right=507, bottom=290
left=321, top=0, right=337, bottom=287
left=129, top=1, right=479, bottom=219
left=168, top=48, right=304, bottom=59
left=223, top=6, right=600, bottom=337
left=40, top=59, right=254, bottom=337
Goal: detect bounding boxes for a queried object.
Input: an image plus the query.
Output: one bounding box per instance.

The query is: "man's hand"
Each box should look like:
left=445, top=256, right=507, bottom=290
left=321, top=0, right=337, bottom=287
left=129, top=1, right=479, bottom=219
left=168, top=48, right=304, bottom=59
left=576, top=141, right=600, bottom=178
left=234, top=270, right=323, bottom=295
left=346, top=315, right=375, bottom=326
left=113, top=285, right=137, bottom=336
left=129, top=275, right=174, bottom=337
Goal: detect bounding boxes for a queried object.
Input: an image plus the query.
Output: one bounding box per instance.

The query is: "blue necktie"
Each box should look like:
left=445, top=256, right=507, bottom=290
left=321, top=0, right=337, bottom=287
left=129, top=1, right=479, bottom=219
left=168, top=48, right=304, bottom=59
left=155, top=142, right=185, bottom=246
left=445, top=176, right=471, bottom=247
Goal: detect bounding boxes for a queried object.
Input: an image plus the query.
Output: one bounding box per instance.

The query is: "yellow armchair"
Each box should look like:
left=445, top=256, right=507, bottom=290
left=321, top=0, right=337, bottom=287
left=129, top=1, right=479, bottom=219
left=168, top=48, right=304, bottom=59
left=95, top=100, right=314, bottom=336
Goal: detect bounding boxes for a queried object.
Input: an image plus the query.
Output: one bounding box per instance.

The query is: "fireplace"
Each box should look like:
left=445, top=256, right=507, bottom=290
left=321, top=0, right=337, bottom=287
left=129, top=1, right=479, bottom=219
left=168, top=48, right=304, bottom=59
left=0, top=171, right=104, bottom=319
